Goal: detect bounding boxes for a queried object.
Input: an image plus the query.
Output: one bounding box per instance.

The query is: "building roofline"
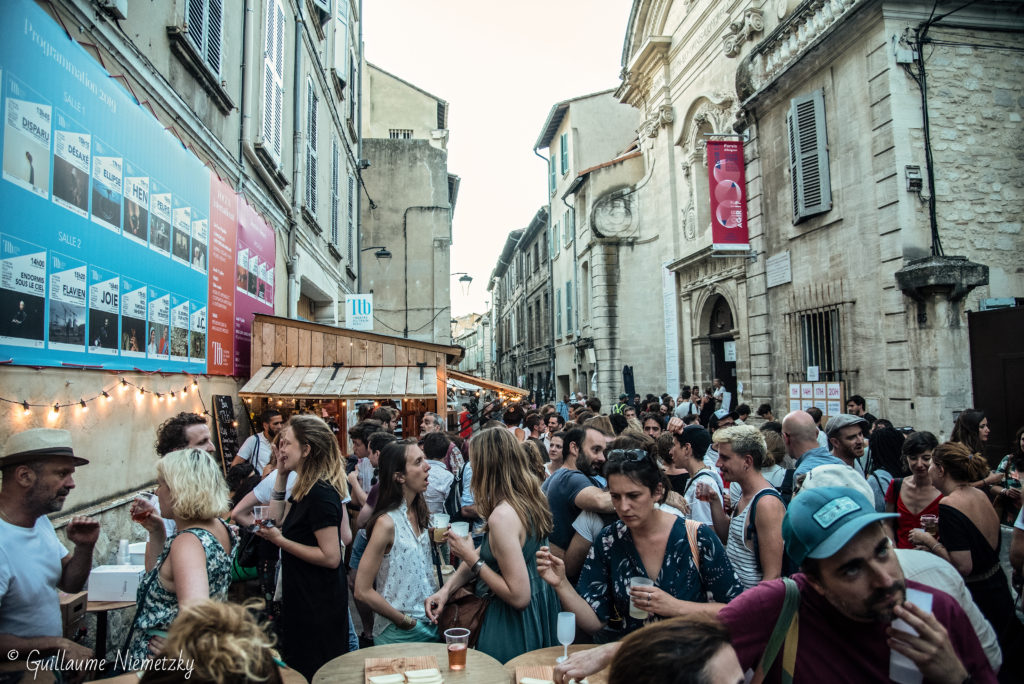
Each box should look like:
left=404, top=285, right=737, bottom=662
left=366, top=62, right=448, bottom=104
left=562, top=149, right=643, bottom=198
left=533, top=88, right=618, bottom=150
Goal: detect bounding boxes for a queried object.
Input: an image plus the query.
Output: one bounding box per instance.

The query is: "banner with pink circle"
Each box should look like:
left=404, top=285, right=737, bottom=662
left=707, top=140, right=750, bottom=251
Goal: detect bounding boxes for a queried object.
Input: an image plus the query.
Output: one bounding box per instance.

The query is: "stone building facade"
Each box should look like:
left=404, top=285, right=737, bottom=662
left=489, top=229, right=524, bottom=387
left=534, top=91, right=640, bottom=402
left=360, top=64, right=459, bottom=344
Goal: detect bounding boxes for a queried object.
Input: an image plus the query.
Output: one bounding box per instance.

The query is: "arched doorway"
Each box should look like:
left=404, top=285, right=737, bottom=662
left=707, top=295, right=737, bottom=401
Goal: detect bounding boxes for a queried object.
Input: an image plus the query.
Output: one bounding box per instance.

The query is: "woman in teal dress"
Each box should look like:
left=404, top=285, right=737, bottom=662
left=426, top=426, right=559, bottom=662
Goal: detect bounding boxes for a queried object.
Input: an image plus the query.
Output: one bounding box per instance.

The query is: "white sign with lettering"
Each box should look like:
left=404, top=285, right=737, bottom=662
left=345, top=294, right=373, bottom=331
left=766, top=251, right=792, bottom=288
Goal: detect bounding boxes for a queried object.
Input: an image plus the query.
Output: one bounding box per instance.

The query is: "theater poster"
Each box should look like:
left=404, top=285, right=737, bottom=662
left=707, top=140, right=750, bottom=251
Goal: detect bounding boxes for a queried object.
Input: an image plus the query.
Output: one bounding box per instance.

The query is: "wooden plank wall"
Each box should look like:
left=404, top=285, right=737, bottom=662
left=251, top=320, right=449, bottom=378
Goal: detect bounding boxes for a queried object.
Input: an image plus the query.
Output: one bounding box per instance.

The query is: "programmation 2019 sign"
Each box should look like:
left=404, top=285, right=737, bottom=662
left=0, top=0, right=274, bottom=375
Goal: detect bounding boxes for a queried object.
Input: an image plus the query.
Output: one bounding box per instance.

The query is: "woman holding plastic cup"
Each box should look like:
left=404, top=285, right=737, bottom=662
left=354, top=439, right=439, bottom=644
left=535, top=448, right=742, bottom=641
left=425, top=427, right=561, bottom=662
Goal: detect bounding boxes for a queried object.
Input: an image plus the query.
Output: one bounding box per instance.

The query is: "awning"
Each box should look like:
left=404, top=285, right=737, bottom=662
left=239, top=365, right=439, bottom=399
left=446, top=369, right=528, bottom=397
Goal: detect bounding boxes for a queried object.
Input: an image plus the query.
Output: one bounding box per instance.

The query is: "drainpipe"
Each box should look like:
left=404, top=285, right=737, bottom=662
left=533, top=148, right=555, bottom=400
left=561, top=192, right=580, bottom=392
left=286, top=10, right=305, bottom=319
left=402, top=206, right=448, bottom=338
left=237, top=0, right=250, bottom=191
left=355, top=0, right=365, bottom=292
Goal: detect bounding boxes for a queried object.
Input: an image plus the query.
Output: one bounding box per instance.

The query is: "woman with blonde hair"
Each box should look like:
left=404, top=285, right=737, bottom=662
left=521, top=438, right=548, bottom=482
left=254, top=415, right=349, bottom=679
left=426, top=427, right=560, bottom=662
left=126, top=448, right=235, bottom=661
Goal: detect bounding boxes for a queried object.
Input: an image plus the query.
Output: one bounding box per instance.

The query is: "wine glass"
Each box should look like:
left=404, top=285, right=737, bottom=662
left=556, top=611, right=575, bottom=663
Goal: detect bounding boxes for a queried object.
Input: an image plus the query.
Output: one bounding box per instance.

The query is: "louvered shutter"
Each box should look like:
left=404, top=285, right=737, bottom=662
left=306, top=78, right=318, bottom=212
left=262, top=1, right=285, bottom=163
left=347, top=175, right=355, bottom=264
left=566, top=281, right=572, bottom=332
left=560, top=133, right=568, bottom=174
left=186, top=0, right=205, bottom=55
left=787, top=89, right=832, bottom=222
left=556, top=289, right=562, bottom=335
left=549, top=155, right=556, bottom=194
left=206, top=0, right=222, bottom=75
left=331, top=139, right=339, bottom=245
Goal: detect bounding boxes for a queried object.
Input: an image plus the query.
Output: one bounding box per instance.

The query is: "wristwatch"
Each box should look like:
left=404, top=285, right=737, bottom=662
left=470, top=558, right=486, bottom=576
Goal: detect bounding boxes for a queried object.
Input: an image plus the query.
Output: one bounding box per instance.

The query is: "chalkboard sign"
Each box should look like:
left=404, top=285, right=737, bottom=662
left=213, top=395, right=240, bottom=472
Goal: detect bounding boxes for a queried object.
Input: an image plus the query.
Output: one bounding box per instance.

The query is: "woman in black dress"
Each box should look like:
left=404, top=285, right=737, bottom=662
left=255, top=415, right=349, bottom=680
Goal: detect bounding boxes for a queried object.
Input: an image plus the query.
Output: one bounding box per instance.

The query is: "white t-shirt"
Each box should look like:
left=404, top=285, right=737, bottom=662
left=0, top=515, right=68, bottom=638
left=424, top=461, right=455, bottom=514
left=237, top=432, right=273, bottom=472
left=572, top=505, right=685, bottom=544
left=683, top=468, right=725, bottom=526
left=253, top=469, right=298, bottom=502
left=355, top=457, right=375, bottom=494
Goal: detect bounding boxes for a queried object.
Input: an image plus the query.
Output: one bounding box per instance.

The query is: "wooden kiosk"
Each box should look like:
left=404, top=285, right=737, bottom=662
left=238, top=314, right=464, bottom=453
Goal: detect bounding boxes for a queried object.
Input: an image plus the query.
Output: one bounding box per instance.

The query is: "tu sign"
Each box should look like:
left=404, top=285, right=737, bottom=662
left=345, top=294, right=373, bottom=331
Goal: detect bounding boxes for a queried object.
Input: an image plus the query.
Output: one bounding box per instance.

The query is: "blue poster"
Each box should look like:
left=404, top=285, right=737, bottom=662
left=0, top=0, right=210, bottom=372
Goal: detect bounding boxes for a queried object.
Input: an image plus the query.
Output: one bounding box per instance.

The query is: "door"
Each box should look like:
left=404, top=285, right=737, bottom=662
left=968, top=306, right=1024, bottom=463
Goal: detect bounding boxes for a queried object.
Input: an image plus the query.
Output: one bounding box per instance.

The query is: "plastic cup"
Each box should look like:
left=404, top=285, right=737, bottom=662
left=431, top=513, right=450, bottom=542
left=920, top=514, right=938, bottom=537
left=629, top=576, right=655, bottom=619
left=450, top=521, right=470, bottom=538
left=132, top=492, right=157, bottom=522
left=254, top=506, right=271, bottom=526
left=444, top=628, right=470, bottom=670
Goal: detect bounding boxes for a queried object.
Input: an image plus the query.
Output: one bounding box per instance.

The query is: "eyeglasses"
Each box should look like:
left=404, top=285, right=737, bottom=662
left=607, top=449, right=649, bottom=464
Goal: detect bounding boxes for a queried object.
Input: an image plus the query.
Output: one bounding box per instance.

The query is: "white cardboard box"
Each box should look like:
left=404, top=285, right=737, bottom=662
left=128, top=542, right=147, bottom=565
left=88, top=565, right=145, bottom=602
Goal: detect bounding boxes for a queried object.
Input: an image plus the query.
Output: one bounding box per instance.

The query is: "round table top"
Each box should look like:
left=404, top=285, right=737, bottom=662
left=87, top=599, right=136, bottom=611
left=313, top=642, right=508, bottom=684
left=503, top=645, right=609, bottom=684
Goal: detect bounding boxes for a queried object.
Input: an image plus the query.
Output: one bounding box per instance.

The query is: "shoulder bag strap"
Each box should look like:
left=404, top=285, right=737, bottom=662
left=751, top=577, right=800, bottom=684
left=118, top=541, right=171, bottom=662
left=684, top=519, right=701, bottom=570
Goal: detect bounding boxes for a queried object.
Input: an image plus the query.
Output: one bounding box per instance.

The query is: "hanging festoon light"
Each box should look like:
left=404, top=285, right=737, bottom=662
left=79, top=399, right=87, bottom=412
left=51, top=403, right=60, bottom=416
left=22, top=401, right=30, bottom=415
left=102, top=390, right=111, bottom=402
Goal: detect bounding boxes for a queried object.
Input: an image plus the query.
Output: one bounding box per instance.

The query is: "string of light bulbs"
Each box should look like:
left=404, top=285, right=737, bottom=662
left=1, top=376, right=208, bottom=417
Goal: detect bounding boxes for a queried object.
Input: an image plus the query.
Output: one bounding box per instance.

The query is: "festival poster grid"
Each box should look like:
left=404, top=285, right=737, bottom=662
left=47, top=251, right=86, bottom=352
left=87, top=265, right=119, bottom=355
left=120, top=277, right=146, bottom=358
left=0, top=233, right=46, bottom=348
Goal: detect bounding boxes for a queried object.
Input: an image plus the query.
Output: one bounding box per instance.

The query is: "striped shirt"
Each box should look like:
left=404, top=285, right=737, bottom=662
left=726, top=488, right=774, bottom=589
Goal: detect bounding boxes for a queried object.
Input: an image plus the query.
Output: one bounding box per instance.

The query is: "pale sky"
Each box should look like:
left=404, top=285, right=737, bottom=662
left=362, top=0, right=635, bottom=317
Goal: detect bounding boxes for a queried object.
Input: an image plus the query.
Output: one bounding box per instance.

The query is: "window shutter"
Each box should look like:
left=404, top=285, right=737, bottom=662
left=787, top=89, right=831, bottom=222
left=560, top=133, right=568, bottom=175
left=186, top=0, right=205, bottom=55
left=206, top=0, right=222, bottom=74
left=306, top=79, right=318, bottom=212
left=556, top=289, right=562, bottom=335
left=549, top=155, right=556, bottom=194
left=331, top=139, right=339, bottom=246
left=347, top=175, right=356, bottom=264
left=566, top=281, right=572, bottom=332
left=263, top=1, right=285, bottom=163
left=564, top=209, right=572, bottom=246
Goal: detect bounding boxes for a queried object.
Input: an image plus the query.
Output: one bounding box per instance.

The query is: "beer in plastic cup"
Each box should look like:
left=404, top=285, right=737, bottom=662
left=444, top=628, right=470, bottom=670
left=431, top=513, right=450, bottom=542
left=629, top=576, right=655, bottom=619
left=920, top=514, right=938, bottom=537
left=450, top=521, right=470, bottom=537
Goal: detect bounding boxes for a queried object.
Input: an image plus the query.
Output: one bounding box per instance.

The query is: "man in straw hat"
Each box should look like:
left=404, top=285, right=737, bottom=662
left=0, top=428, right=99, bottom=667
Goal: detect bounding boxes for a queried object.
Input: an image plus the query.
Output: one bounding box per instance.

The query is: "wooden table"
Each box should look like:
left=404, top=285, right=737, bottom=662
left=313, top=642, right=508, bottom=683
left=87, top=599, right=135, bottom=660
left=503, top=645, right=610, bottom=684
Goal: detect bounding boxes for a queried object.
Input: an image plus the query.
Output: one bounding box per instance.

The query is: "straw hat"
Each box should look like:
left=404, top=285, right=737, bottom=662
left=0, top=428, right=88, bottom=468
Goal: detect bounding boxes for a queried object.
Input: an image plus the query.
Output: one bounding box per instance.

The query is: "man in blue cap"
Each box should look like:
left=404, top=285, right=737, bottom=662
left=551, top=486, right=996, bottom=684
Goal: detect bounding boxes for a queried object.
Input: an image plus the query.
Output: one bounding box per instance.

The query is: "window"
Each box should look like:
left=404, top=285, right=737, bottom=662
left=262, top=0, right=285, bottom=162
left=553, top=220, right=560, bottom=253
left=532, top=243, right=539, bottom=271
left=437, top=102, right=448, bottom=130
left=560, top=132, right=568, bottom=175
left=348, top=56, right=357, bottom=123
left=556, top=289, right=562, bottom=336
left=800, top=309, right=841, bottom=380
left=581, top=262, right=589, bottom=322
left=185, top=0, right=222, bottom=74
left=787, top=89, right=832, bottom=222
left=333, top=0, right=349, bottom=84
left=563, top=209, right=573, bottom=247
left=566, top=281, right=573, bottom=335
left=330, top=138, right=339, bottom=246
left=389, top=129, right=413, bottom=139
left=305, top=77, right=319, bottom=212
left=549, top=155, right=556, bottom=194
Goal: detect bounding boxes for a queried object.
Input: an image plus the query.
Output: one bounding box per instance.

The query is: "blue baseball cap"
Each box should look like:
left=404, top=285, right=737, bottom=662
left=782, top=486, right=897, bottom=567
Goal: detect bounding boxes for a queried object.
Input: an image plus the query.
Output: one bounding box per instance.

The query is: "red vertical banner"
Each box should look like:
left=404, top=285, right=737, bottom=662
left=207, top=176, right=237, bottom=374
left=707, top=140, right=750, bottom=251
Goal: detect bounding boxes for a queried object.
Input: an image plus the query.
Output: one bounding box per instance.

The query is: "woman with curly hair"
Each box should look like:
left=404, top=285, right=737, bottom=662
left=426, top=427, right=560, bottom=661
left=983, top=425, right=1024, bottom=524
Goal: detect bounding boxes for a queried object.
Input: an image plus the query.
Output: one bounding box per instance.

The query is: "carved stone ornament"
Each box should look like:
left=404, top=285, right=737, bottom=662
left=722, top=8, right=765, bottom=58
left=638, top=105, right=675, bottom=145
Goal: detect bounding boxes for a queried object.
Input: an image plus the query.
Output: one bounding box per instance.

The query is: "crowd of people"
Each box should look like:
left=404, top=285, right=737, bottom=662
left=1, top=384, right=1023, bottom=683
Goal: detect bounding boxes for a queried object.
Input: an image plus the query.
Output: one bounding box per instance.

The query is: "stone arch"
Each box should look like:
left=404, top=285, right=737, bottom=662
left=694, top=286, right=739, bottom=340
left=622, top=0, right=676, bottom=69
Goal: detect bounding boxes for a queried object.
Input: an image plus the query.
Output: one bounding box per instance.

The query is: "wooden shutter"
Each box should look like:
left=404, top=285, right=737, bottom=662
left=566, top=281, right=573, bottom=333
left=560, top=133, right=568, bottom=174
left=206, top=0, right=222, bottom=74
left=306, top=78, right=319, bottom=212
left=556, top=289, right=562, bottom=335
left=549, top=155, right=556, bottom=194
left=787, top=89, right=832, bottom=222
left=331, top=139, right=340, bottom=245
left=347, top=175, right=356, bottom=264
left=263, top=0, right=285, bottom=162
left=186, top=0, right=205, bottom=55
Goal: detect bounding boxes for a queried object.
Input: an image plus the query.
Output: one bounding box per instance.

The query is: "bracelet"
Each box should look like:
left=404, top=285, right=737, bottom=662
left=931, top=542, right=944, bottom=553
left=271, top=490, right=286, bottom=500
left=470, top=558, right=486, bottom=576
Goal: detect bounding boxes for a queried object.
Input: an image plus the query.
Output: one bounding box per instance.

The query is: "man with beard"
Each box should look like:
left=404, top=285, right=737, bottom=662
left=231, top=409, right=282, bottom=473
left=825, top=413, right=868, bottom=473
left=552, top=486, right=995, bottom=684
left=543, top=425, right=610, bottom=557
left=0, top=429, right=99, bottom=673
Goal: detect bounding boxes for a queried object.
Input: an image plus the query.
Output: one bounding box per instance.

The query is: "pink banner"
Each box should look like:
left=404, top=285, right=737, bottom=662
left=707, top=140, right=750, bottom=251
left=207, top=177, right=237, bottom=375
left=234, top=198, right=275, bottom=376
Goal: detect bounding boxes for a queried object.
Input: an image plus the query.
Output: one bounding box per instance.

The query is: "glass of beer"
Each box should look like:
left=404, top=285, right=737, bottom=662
left=444, top=628, right=470, bottom=670
left=450, top=521, right=470, bottom=538
left=629, top=576, right=655, bottom=619
left=920, top=514, right=939, bottom=537
left=431, top=513, right=450, bottom=543
left=254, top=506, right=272, bottom=527
left=131, top=492, right=157, bottom=522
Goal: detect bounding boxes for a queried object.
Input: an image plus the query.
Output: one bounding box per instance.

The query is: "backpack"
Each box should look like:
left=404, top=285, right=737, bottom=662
left=777, top=468, right=796, bottom=505
left=746, top=488, right=798, bottom=577
left=443, top=462, right=465, bottom=520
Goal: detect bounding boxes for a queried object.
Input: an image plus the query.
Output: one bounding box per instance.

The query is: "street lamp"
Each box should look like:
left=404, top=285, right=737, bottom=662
left=451, top=272, right=473, bottom=297
left=362, top=246, right=392, bottom=261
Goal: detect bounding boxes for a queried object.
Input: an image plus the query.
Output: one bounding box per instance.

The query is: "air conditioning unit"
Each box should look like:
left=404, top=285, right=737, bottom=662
left=97, top=0, right=127, bottom=20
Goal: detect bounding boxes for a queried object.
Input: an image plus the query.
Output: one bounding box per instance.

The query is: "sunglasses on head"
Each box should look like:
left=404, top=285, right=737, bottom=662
left=607, top=448, right=649, bottom=463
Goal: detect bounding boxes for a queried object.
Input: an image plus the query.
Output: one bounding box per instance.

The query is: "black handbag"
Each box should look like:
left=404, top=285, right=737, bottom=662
left=235, top=525, right=262, bottom=567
